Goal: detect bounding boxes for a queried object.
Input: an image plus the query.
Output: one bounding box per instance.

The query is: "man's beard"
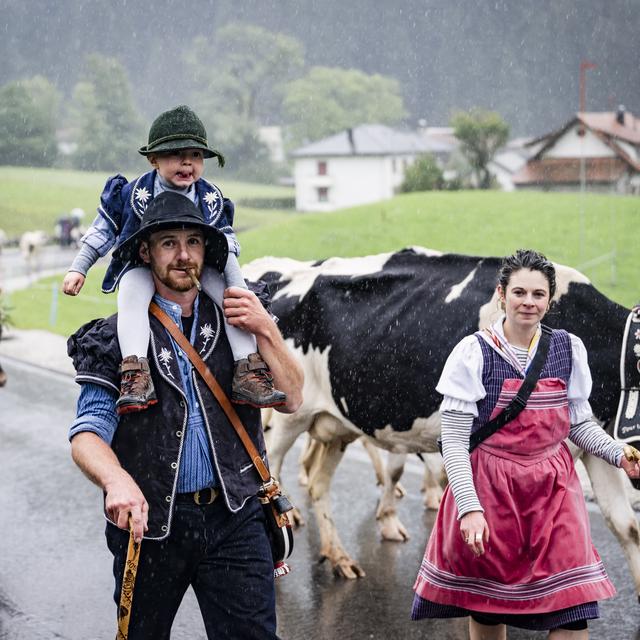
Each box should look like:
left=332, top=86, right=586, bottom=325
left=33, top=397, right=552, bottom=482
left=155, top=262, right=202, bottom=292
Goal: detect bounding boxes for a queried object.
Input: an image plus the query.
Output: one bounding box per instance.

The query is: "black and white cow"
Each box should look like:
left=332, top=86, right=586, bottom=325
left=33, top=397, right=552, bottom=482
left=244, top=248, right=640, bottom=588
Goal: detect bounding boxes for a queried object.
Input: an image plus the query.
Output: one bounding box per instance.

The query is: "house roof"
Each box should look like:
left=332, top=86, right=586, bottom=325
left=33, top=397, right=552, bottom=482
left=528, top=111, right=640, bottom=153
left=291, top=124, right=432, bottom=158
left=512, top=157, right=631, bottom=185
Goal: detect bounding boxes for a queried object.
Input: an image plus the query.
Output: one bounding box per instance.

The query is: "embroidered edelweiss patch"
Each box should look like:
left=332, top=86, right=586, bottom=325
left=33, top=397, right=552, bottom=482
left=199, top=323, right=215, bottom=354
left=135, top=187, right=151, bottom=205
left=158, top=347, right=175, bottom=378
left=635, top=328, right=640, bottom=341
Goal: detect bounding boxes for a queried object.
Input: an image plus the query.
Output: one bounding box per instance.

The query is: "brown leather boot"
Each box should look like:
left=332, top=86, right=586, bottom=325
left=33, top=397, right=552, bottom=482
left=116, top=355, right=157, bottom=415
left=232, top=353, right=286, bottom=408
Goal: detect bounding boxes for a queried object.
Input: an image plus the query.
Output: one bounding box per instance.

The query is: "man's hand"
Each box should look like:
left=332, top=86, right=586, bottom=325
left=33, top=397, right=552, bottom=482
left=104, top=473, right=149, bottom=543
left=223, top=286, right=304, bottom=413
left=222, top=286, right=270, bottom=335
left=63, top=271, right=86, bottom=296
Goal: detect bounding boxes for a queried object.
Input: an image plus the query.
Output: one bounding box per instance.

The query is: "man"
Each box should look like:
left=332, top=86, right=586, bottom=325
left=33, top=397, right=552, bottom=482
left=68, top=191, right=303, bottom=639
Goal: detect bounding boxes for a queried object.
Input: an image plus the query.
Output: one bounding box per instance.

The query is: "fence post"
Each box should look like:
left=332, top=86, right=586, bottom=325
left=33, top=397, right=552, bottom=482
left=49, top=282, right=58, bottom=327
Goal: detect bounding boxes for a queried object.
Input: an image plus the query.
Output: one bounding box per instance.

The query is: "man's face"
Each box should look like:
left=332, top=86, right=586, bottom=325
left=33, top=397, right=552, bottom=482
left=140, top=228, right=205, bottom=292
left=148, top=148, right=204, bottom=189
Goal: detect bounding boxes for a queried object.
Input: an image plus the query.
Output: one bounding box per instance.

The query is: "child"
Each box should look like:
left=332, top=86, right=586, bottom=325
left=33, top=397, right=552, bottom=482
left=63, top=105, right=286, bottom=414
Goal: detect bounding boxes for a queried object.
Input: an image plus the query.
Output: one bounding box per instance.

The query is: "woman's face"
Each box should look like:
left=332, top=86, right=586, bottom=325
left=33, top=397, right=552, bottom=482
left=499, top=268, right=550, bottom=329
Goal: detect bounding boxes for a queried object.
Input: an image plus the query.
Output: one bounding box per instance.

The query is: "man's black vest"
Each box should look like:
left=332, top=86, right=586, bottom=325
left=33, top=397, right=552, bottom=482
left=68, top=294, right=267, bottom=540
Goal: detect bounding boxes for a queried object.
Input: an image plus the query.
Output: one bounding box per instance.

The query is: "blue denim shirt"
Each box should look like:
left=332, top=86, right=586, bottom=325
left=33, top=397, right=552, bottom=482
left=69, top=293, right=218, bottom=492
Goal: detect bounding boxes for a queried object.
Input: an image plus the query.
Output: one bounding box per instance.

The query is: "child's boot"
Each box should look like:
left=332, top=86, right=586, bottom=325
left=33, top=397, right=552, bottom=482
left=116, top=355, right=157, bottom=415
left=232, top=352, right=286, bottom=408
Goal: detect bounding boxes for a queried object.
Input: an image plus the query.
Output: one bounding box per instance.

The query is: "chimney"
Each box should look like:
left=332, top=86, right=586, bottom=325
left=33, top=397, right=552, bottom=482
left=616, top=105, right=626, bottom=126
left=347, top=128, right=356, bottom=154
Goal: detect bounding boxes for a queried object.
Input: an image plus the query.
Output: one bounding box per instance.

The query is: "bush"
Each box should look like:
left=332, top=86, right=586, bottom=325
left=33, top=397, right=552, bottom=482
left=400, top=154, right=444, bottom=192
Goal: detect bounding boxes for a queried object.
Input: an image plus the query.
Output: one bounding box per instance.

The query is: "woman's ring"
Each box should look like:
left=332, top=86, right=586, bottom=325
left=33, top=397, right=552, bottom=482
left=474, top=532, right=482, bottom=542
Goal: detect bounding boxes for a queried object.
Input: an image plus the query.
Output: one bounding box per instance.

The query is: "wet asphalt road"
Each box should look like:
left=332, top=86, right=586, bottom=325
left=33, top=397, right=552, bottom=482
left=2, top=358, right=640, bottom=639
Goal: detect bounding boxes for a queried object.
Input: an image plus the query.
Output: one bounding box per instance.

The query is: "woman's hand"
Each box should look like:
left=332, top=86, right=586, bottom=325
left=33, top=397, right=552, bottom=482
left=460, top=511, right=490, bottom=557
left=621, top=445, right=640, bottom=479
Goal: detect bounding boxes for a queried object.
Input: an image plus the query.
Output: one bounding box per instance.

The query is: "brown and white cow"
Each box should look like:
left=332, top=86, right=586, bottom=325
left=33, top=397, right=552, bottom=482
left=245, top=248, right=640, bottom=593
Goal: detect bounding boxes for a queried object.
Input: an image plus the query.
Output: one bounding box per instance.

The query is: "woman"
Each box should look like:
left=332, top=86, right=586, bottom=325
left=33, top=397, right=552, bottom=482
left=412, top=249, right=640, bottom=639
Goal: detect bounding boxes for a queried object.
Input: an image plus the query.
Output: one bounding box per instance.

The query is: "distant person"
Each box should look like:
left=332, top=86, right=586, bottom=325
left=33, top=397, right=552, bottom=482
left=411, top=249, right=640, bottom=638
left=62, top=105, right=286, bottom=415
left=0, top=361, right=6, bottom=387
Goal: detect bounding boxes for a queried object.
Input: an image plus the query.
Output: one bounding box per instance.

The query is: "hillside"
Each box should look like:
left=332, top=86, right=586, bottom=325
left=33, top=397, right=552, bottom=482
left=7, top=189, right=639, bottom=337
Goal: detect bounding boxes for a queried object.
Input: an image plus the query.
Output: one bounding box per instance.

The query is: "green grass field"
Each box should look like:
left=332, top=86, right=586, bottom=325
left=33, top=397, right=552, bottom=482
left=0, top=166, right=294, bottom=237
left=5, top=181, right=640, bottom=337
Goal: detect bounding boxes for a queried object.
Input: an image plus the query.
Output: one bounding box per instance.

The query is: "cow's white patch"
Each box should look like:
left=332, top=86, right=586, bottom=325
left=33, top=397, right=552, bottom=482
left=340, top=397, right=349, bottom=414
left=367, top=414, right=442, bottom=454
left=407, top=246, right=443, bottom=257
left=445, top=264, right=480, bottom=303
left=553, top=262, right=591, bottom=301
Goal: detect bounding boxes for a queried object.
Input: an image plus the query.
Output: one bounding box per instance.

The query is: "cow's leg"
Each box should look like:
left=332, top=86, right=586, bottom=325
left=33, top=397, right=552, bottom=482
left=298, top=434, right=321, bottom=487
left=376, top=452, right=410, bottom=542
left=305, top=415, right=364, bottom=579
left=360, top=437, right=406, bottom=497
left=583, top=452, right=640, bottom=602
left=264, top=410, right=313, bottom=527
left=421, top=452, right=445, bottom=510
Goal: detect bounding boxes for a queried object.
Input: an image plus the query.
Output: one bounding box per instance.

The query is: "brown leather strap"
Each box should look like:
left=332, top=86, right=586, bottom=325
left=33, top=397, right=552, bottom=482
left=149, top=302, right=272, bottom=483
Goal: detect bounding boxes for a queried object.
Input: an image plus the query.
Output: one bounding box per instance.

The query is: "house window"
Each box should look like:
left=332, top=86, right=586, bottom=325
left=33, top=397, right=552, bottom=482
left=317, top=187, right=329, bottom=202
left=318, top=161, right=327, bottom=175
left=392, top=158, right=397, bottom=172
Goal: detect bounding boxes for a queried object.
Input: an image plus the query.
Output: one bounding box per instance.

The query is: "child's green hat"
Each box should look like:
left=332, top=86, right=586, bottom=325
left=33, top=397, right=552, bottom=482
left=138, top=105, right=225, bottom=167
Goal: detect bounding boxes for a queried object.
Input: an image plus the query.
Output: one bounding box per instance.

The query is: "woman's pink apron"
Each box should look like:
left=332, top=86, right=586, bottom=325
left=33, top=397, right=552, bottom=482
left=414, top=376, right=616, bottom=614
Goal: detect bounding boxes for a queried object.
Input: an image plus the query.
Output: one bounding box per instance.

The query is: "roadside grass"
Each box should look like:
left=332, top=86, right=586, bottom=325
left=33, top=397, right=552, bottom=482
left=0, top=166, right=294, bottom=238
left=7, top=189, right=640, bottom=336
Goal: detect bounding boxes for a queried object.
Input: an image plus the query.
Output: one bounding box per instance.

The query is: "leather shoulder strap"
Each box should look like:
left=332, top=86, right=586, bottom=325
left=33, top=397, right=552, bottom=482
left=149, top=302, right=271, bottom=483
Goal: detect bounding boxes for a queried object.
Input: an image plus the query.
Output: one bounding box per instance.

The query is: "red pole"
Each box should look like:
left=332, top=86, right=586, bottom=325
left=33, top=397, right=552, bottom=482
left=579, top=61, right=597, bottom=113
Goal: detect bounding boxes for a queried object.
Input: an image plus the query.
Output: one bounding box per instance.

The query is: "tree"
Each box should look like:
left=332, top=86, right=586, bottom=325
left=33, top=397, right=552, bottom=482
left=400, top=154, right=444, bottom=193
left=283, top=66, right=407, bottom=147
left=451, top=108, right=509, bottom=189
left=70, top=54, right=144, bottom=172
left=0, top=76, right=59, bottom=167
left=186, top=24, right=305, bottom=179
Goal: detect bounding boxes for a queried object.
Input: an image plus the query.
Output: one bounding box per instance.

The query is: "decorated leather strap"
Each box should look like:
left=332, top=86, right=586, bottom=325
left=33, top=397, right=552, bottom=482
left=149, top=302, right=274, bottom=487
left=116, top=517, right=141, bottom=640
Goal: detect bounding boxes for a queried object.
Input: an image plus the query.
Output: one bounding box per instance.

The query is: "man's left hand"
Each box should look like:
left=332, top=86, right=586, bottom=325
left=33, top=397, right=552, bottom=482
left=222, top=287, right=271, bottom=336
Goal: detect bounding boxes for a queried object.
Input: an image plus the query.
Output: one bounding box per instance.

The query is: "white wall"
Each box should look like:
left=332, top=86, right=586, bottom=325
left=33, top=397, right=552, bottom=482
left=544, top=125, right=615, bottom=158
left=294, top=155, right=410, bottom=212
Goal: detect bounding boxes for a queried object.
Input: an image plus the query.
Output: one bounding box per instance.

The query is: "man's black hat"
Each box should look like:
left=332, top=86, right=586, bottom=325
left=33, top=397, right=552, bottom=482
left=138, top=105, right=225, bottom=167
left=114, top=192, right=228, bottom=273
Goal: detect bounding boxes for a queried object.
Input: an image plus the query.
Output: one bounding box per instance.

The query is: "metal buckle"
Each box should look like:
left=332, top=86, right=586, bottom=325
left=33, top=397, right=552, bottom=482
left=194, top=488, right=218, bottom=505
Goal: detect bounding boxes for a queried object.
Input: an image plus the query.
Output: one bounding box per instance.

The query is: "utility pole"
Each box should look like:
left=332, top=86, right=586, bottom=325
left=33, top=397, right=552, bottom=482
left=578, top=60, right=597, bottom=261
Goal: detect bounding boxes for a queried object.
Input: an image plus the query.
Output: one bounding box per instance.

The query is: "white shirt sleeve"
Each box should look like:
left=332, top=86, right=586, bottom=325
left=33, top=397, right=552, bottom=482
left=568, top=334, right=594, bottom=424
left=436, top=335, right=486, bottom=418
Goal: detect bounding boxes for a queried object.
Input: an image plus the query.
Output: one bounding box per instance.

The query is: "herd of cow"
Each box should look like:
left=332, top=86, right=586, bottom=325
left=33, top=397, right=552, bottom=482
left=244, top=247, right=640, bottom=601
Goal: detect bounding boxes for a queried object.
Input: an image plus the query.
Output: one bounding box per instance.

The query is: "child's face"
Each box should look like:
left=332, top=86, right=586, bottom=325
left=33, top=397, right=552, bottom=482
left=149, top=149, right=204, bottom=189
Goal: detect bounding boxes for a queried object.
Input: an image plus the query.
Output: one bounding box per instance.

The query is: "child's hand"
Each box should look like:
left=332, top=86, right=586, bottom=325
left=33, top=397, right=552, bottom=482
left=62, top=271, right=86, bottom=296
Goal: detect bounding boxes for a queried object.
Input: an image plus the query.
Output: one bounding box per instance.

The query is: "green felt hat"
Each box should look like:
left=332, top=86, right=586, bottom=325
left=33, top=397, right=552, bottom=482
left=138, top=105, right=225, bottom=167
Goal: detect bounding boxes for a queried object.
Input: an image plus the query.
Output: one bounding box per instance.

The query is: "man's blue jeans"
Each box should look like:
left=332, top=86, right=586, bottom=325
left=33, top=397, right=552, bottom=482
left=106, top=495, right=278, bottom=639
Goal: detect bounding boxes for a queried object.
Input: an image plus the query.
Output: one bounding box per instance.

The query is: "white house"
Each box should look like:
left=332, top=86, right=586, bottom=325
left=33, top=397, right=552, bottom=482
left=291, top=124, right=433, bottom=212
left=513, top=108, right=640, bottom=194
